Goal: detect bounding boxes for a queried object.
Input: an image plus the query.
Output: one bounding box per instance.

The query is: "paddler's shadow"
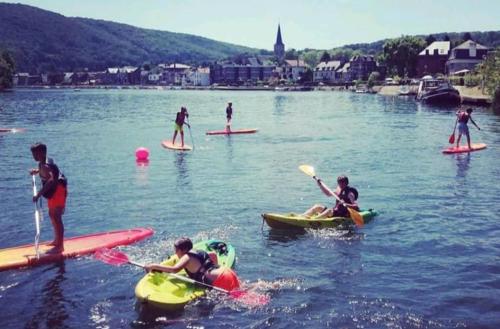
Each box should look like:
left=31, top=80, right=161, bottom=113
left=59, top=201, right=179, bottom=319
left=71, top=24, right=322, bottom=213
left=455, top=153, right=471, bottom=178
left=225, top=135, right=233, bottom=160
left=25, top=262, right=69, bottom=329
left=174, top=152, right=190, bottom=187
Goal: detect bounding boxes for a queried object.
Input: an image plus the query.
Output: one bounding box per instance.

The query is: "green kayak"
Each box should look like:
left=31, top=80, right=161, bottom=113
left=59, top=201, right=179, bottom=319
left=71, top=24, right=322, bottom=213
left=135, top=239, right=236, bottom=311
left=261, top=209, right=378, bottom=229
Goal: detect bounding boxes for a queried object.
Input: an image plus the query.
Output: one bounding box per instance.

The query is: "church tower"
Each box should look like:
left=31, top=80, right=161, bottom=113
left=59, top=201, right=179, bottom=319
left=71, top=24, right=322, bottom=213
left=274, top=24, right=285, bottom=62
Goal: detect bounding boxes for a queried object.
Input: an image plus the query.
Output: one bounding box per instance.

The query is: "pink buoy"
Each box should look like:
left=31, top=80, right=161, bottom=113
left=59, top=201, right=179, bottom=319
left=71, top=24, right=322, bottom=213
left=135, top=147, right=149, bottom=161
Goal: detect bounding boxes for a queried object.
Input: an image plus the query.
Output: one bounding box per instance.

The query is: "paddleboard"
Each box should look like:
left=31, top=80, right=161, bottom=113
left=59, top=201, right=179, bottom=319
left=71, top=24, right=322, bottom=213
left=206, top=128, right=258, bottom=135
left=442, top=143, right=487, bottom=154
left=0, top=227, right=154, bottom=271
left=0, top=128, right=26, bottom=133
left=161, top=140, right=193, bottom=151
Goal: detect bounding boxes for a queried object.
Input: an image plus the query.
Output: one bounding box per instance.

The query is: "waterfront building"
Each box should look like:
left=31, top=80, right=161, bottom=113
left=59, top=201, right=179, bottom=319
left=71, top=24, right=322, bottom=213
left=416, top=41, right=450, bottom=78
left=159, top=63, right=190, bottom=85
left=446, top=40, right=489, bottom=75
left=274, top=24, right=285, bottom=63
left=283, top=59, right=307, bottom=81
left=313, top=60, right=344, bottom=83
left=349, top=55, right=377, bottom=81
left=184, top=67, right=211, bottom=86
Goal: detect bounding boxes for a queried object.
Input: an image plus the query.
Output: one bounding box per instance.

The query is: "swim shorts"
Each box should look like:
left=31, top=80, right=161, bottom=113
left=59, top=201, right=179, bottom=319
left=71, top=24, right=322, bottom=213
left=48, top=184, right=67, bottom=209
left=174, top=123, right=183, bottom=132
left=458, top=122, right=469, bottom=136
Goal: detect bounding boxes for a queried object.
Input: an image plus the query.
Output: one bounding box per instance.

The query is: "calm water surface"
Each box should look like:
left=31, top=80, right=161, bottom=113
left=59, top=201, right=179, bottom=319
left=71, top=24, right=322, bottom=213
left=0, top=89, right=499, bottom=328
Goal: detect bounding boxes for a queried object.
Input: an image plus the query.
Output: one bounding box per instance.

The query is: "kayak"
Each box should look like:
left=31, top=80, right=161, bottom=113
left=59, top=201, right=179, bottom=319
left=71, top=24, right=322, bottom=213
left=0, top=227, right=154, bottom=271
left=135, top=239, right=236, bottom=311
left=161, top=140, right=193, bottom=151
left=261, top=209, right=378, bottom=229
left=0, top=128, right=26, bottom=133
left=206, top=128, right=257, bottom=135
left=442, top=143, right=487, bottom=154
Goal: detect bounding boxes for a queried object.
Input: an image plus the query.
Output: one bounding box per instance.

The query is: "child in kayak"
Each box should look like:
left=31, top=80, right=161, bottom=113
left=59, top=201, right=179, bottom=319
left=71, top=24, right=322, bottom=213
left=30, top=143, right=68, bottom=253
left=225, top=102, right=233, bottom=132
left=145, top=238, right=240, bottom=292
left=302, top=175, right=359, bottom=219
left=172, top=107, right=189, bottom=147
left=455, top=108, right=480, bottom=149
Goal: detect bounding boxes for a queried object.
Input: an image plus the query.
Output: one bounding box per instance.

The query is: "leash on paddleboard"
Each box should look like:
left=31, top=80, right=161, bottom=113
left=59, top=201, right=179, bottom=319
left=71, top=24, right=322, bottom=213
left=31, top=175, right=43, bottom=259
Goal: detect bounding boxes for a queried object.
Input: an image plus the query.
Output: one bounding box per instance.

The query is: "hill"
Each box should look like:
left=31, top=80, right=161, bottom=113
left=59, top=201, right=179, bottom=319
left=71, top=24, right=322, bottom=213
left=0, top=3, right=259, bottom=72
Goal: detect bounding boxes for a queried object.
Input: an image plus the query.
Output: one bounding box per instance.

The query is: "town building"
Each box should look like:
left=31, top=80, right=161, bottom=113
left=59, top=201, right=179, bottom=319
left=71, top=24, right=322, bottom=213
left=274, top=24, right=285, bottom=63
left=313, top=60, right=344, bottom=83
left=184, top=67, right=211, bottom=86
left=446, top=40, right=490, bottom=75
left=282, top=59, right=307, bottom=81
left=415, top=41, right=451, bottom=78
left=349, top=55, right=377, bottom=81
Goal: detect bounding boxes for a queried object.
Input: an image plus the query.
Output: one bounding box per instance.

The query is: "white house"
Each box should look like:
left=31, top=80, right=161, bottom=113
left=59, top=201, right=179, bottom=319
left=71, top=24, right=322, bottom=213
left=313, top=60, right=343, bottom=83
left=185, top=67, right=210, bottom=86
left=283, top=59, right=307, bottom=81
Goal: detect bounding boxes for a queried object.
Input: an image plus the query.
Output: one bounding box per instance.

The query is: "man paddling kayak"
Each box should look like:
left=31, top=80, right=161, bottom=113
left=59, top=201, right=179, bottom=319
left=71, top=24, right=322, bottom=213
left=455, top=108, right=480, bottom=150
left=30, top=143, right=68, bottom=253
left=145, top=238, right=240, bottom=292
left=302, top=175, right=359, bottom=219
left=226, top=102, right=233, bottom=132
left=172, top=107, right=189, bottom=147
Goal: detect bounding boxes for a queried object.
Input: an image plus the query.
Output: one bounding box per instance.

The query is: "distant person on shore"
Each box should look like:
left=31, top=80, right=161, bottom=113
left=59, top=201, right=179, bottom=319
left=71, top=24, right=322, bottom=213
left=145, top=237, right=241, bottom=292
left=302, top=175, right=359, bottom=219
left=30, top=143, right=67, bottom=253
left=226, top=102, right=233, bottom=132
left=455, top=108, right=480, bottom=149
left=172, top=107, right=189, bottom=147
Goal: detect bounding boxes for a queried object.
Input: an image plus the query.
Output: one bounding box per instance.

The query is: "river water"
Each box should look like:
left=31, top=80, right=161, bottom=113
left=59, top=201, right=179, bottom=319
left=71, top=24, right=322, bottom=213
left=0, top=89, right=499, bottom=328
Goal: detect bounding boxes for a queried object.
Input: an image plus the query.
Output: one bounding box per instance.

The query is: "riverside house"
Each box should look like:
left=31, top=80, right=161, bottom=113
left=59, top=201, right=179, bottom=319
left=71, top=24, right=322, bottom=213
left=415, top=41, right=451, bottom=77
left=313, top=60, right=344, bottom=84
left=446, top=40, right=490, bottom=75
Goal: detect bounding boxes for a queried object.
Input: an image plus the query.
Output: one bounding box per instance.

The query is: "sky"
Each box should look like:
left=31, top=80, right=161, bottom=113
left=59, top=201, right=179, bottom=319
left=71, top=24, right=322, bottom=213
left=6, top=0, right=500, bottom=50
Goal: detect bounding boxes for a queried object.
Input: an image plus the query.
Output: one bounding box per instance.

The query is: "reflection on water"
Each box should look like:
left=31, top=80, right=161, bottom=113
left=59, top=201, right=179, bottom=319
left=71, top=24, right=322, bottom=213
left=174, top=152, right=189, bottom=187
left=455, top=153, right=471, bottom=178
left=135, top=160, right=149, bottom=186
left=273, top=95, right=286, bottom=115
left=225, top=135, right=233, bottom=160
left=26, top=263, right=69, bottom=329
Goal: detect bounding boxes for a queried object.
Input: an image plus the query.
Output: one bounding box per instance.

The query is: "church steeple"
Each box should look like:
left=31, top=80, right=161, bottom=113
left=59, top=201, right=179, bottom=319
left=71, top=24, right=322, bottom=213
left=274, top=24, right=285, bottom=62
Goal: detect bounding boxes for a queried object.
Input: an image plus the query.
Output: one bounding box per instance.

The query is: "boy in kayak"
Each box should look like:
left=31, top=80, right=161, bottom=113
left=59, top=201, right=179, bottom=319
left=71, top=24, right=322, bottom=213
left=172, top=107, right=189, bottom=147
left=456, top=108, right=480, bottom=149
left=30, top=143, right=68, bottom=253
left=225, top=102, right=233, bottom=132
left=145, top=238, right=240, bottom=292
left=302, top=175, right=359, bottom=219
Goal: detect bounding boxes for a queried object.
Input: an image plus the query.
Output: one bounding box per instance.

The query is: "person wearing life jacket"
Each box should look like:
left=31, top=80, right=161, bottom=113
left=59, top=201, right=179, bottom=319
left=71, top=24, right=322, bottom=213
left=455, top=108, right=480, bottom=149
left=172, top=106, right=190, bottom=147
left=302, top=175, right=359, bottom=219
left=225, top=102, right=233, bottom=132
left=145, top=238, right=240, bottom=292
left=30, top=143, right=68, bottom=253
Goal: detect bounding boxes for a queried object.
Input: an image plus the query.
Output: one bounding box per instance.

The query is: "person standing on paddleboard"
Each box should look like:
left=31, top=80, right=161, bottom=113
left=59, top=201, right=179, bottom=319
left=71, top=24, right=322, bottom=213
left=225, top=102, right=233, bottom=132
left=145, top=238, right=240, bottom=292
left=172, top=107, right=189, bottom=147
left=455, top=108, right=480, bottom=150
left=302, top=175, right=359, bottom=219
left=30, top=143, right=67, bottom=253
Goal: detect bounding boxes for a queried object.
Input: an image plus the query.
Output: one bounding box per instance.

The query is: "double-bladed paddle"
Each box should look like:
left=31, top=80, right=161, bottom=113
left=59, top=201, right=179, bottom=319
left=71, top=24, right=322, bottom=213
left=299, top=165, right=364, bottom=227
left=94, top=248, right=269, bottom=307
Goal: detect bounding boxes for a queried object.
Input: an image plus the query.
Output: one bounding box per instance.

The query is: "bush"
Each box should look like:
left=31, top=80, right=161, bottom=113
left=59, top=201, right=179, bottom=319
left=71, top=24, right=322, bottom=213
left=464, top=74, right=481, bottom=87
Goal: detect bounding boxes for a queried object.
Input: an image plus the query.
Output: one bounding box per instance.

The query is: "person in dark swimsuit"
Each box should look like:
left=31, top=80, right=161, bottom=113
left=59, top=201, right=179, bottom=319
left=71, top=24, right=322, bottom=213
left=145, top=238, right=240, bottom=291
left=172, top=107, right=189, bottom=147
left=225, top=102, right=233, bottom=132
left=455, top=108, right=480, bottom=149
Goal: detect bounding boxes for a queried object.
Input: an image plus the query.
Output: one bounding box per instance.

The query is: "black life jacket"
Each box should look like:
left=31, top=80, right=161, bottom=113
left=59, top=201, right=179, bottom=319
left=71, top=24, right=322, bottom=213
left=40, top=158, right=67, bottom=199
left=175, top=112, right=187, bottom=126
left=185, top=250, right=217, bottom=283
left=333, top=186, right=358, bottom=217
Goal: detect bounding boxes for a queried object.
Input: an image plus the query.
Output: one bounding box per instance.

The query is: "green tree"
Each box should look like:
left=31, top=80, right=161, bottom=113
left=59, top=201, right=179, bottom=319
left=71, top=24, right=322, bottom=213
left=285, top=49, right=298, bottom=60
left=381, top=36, right=426, bottom=78
left=320, top=51, right=331, bottom=63
left=299, top=68, right=313, bottom=83
left=477, top=48, right=500, bottom=111
left=425, top=34, right=436, bottom=46
left=367, top=71, right=381, bottom=88
left=462, top=32, right=472, bottom=41
left=0, top=50, right=15, bottom=90
left=302, top=50, right=321, bottom=68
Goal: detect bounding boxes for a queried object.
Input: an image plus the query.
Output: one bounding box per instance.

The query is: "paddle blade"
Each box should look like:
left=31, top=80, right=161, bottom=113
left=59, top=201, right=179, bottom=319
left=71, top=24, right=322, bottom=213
left=299, top=165, right=316, bottom=178
left=94, top=248, right=130, bottom=266
left=347, top=207, right=364, bottom=228
left=448, top=133, right=455, bottom=144
left=230, top=289, right=270, bottom=307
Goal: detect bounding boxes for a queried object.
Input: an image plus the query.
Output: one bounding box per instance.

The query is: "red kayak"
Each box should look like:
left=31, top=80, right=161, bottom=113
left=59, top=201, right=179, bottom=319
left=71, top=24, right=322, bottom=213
left=442, top=143, right=487, bottom=154
left=0, top=227, right=153, bottom=271
left=206, top=128, right=258, bottom=135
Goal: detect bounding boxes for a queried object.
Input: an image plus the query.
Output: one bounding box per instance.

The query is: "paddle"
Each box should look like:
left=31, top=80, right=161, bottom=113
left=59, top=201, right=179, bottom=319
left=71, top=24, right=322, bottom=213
left=449, top=119, right=458, bottom=144
left=94, top=248, right=269, bottom=307
left=31, top=175, right=42, bottom=259
left=299, top=165, right=364, bottom=227
left=186, top=118, right=195, bottom=151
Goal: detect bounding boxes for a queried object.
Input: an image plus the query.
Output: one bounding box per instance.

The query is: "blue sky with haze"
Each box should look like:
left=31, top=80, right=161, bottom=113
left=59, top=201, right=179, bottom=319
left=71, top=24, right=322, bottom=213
left=7, top=0, right=500, bottom=49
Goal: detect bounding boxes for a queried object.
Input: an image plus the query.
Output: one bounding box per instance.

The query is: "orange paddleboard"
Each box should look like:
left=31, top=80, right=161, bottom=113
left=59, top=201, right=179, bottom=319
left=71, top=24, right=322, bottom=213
left=161, top=140, right=192, bottom=151
left=0, top=227, right=153, bottom=271
left=442, top=143, right=487, bottom=154
left=206, top=128, right=258, bottom=135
